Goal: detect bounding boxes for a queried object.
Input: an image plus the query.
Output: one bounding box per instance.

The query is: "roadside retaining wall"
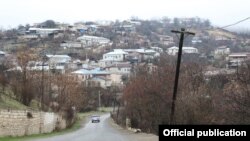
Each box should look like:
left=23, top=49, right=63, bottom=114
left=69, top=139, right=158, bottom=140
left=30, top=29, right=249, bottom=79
left=0, top=109, right=67, bottom=137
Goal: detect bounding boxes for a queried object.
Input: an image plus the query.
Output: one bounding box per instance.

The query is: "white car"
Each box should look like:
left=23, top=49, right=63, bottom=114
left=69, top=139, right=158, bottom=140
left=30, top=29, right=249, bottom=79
left=91, top=115, right=100, bottom=123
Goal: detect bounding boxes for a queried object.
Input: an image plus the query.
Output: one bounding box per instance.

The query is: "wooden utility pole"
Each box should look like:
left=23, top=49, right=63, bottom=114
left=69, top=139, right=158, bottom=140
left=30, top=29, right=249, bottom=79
left=170, top=28, right=195, bottom=124
left=41, top=55, right=46, bottom=111
left=98, top=90, right=101, bottom=108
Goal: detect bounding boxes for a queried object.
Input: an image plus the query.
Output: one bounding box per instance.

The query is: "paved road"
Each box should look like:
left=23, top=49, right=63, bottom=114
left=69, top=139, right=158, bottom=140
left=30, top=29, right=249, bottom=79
left=34, top=114, right=157, bottom=141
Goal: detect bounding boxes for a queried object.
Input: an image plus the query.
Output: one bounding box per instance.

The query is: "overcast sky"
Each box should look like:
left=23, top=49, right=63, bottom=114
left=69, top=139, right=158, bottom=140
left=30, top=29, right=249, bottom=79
left=0, top=0, right=249, bottom=29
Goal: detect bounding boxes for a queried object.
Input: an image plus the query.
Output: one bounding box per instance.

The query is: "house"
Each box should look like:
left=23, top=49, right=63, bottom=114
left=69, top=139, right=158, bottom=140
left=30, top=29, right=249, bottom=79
left=72, top=67, right=111, bottom=88
left=227, top=52, right=250, bottom=68
left=27, top=28, right=62, bottom=37
left=71, top=67, right=110, bottom=82
left=204, top=68, right=235, bottom=77
left=136, top=49, right=160, bottom=60
left=0, top=51, right=6, bottom=57
left=60, top=41, right=83, bottom=49
left=192, top=37, right=202, bottom=44
left=105, top=62, right=132, bottom=86
left=19, top=34, right=39, bottom=40
left=105, top=62, right=132, bottom=74
left=46, top=55, right=71, bottom=73
left=125, top=52, right=141, bottom=63
left=123, top=48, right=160, bottom=62
left=158, top=35, right=174, bottom=46
left=100, top=49, right=129, bottom=67
left=87, top=76, right=112, bottom=88
left=99, top=58, right=117, bottom=68
left=150, top=47, right=163, bottom=53
left=66, top=59, right=82, bottom=70
left=167, top=46, right=199, bottom=55
left=214, top=46, right=230, bottom=59
left=103, top=49, right=128, bottom=62
left=77, top=35, right=111, bottom=47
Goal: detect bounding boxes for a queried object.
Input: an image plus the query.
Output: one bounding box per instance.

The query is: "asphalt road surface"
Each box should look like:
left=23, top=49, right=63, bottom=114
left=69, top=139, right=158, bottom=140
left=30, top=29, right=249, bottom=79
left=33, top=113, right=157, bottom=141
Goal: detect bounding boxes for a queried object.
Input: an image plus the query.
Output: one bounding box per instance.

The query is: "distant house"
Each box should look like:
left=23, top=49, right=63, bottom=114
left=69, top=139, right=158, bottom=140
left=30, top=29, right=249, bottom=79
left=87, top=76, right=112, bottom=88
left=150, top=47, right=163, bottom=53
left=27, top=28, right=62, bottom=37
left=227, top=52, right=250, bottom=68
left=77, top=35, right=111, bottom=47
left=136, top=49, right=160, bottom=60
left=46, top=55, right=71, bottom=73
left=167, top=46, right=199, bottom=55
left=66, top=59, right=82, bottom=70
left=214, top=46, right=230, bottom=59
left=0, top=51, right=6, bottom=57
left=158, top=35, right=174, bottom=46
left=192, top=36, right=202, bottom=44
left=72, top=67, right=110, bottom=82
left=103, top=49, right=128, bottom=62
left=105, top=62, right=132, bottom=86
left=100, top=49, right=129, bottom=67
left=204, top=68, right=235, bottom=77
left=19, top=34, right=39, bottom=40
left=60, top=41, right=83, bottom=49
left=105, top=62, right=132, bottom=74
left=123, top=48, right=160, bottom=61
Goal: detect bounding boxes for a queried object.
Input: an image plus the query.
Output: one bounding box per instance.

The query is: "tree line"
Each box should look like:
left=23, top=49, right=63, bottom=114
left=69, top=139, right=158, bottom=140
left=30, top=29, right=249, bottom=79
left=121, top=56, right=250, bottom=134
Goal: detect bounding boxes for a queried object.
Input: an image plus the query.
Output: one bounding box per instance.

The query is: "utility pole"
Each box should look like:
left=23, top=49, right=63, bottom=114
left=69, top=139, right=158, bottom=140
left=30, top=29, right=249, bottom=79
left=98, top=90, right=101, bottom=108
left=170, top=28, right=195, bottom=124
left=41, top=55, right=46, bottom=111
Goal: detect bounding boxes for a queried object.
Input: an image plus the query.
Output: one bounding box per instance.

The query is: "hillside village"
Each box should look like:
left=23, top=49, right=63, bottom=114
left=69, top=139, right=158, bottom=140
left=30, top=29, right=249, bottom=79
left=0, top=17, right=250, bottom=136
left=1, top=18, right=250, bottom=89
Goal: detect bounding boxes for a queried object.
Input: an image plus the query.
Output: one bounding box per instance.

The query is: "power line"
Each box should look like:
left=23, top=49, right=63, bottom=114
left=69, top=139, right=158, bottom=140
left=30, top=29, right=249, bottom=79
left=220, top=17, right=250, bottom=29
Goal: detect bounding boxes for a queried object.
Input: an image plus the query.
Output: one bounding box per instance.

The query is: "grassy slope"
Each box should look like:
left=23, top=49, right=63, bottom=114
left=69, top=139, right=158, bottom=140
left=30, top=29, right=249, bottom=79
left=0, top=94, right=40, bottom=110
left=0, top=94, right=28, bottom=110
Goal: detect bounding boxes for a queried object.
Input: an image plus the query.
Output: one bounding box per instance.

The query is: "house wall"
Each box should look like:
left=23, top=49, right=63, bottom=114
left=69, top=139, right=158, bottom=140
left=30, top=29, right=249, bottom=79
left=0, top=110, right=67, bottom=137
left=110, top=74, right=123, bottom=84
left=60, top=42, right=82, bottom=48
left=167, top=48, right=198, bottom=55
left=103, top=54, right=125, bottom=61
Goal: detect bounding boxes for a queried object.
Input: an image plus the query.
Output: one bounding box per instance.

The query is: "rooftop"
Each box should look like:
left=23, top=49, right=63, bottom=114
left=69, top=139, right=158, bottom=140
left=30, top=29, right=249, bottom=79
left=72, top=68, right=109, bottom=75
left=46, top=55, right=71, bottom=58
left=105, top=49, right=128, bottom=55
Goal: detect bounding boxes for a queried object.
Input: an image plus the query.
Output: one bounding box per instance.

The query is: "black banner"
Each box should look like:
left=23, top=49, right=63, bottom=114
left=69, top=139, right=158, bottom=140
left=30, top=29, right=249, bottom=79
left=159, top=125, right=250, bottom=140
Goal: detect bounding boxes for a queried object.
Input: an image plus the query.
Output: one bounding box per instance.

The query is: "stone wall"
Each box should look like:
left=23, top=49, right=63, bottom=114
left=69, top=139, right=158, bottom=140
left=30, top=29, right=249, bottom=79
left=0, top=109, right=67, bottom=137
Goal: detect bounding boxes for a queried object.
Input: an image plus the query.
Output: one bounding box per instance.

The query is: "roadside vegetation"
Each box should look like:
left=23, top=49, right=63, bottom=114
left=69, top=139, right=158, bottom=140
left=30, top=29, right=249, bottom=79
left=118, top=56, right=250, bottom=134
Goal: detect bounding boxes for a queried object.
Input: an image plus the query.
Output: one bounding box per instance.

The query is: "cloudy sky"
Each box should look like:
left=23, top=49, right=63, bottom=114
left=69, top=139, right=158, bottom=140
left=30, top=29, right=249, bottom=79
left=0, top=0, right=249, bottom=29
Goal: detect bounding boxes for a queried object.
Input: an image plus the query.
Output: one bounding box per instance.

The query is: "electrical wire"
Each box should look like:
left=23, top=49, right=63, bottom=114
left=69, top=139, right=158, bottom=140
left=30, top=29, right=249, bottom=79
left=220, top=17, right=250, bottom=29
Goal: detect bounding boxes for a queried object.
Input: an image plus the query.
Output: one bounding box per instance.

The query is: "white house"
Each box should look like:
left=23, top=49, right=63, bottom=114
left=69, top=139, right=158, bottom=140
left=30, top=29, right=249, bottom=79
left=28, top=28, right=61, bottom=37
left=87, top=76, right=112, bottom=89
left=167, top=46, right=199, bottom=55
left=123, top=48, right=160, bottom=61
left=137, top=49, right=160, bottom=60
left=27, top=55, right=71, bottom=73
left=150, top=47, right=163, bottom=53
left=77, top=35, right=111, bottom=47
left=60, top=41, right=83, bottom=49
left=158, top=35, right=174, bottom=45
left=105, top=62, right=132, bottom=74
left=214, top=46, right=230, bottom=58
left=227, top=52, right=250, bottom=68
left=46, top=55, right=71, bottom=73
left=192, top=37, right=202, bottom=44
left=72, top=67, right=110, bottom=82
left=0, top=51, right=6, bottom=57
left=103, top=49, right=128, bottom=62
